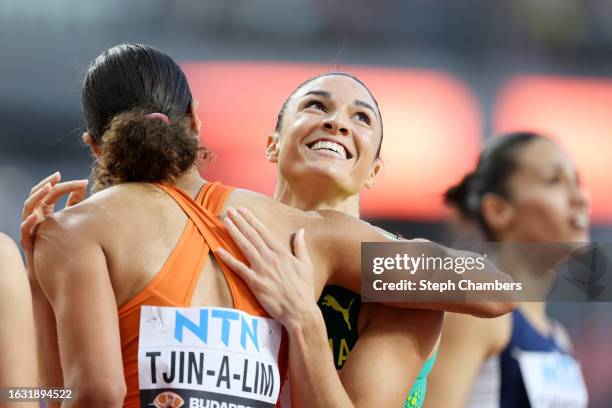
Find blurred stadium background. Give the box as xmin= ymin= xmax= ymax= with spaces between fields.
xmin=0 ymin=1 xmax=610 ymax=405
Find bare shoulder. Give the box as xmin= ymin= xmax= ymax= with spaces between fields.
xmin=37 ymin=183 xmax=165 ymax=236
xmin=225 ymin=188 xmax=270 ymax=208
xmin=228 ymin=189 xmax=377 ymax=224
xmin=65 ymin=182 xmax=162 ymax=214
xmin=227 ymin=190 xmax=392 ymax=254
xmin=35 ymin=203 xmax=95 ymax=243
xmin=227 ymin=188 xmax=316 ymax=219
xmin=226 ymin=188 xmax=329 ymax=239
xmin=32 ymin=190 xmax=121 ymax=301
xmin=32 ymin=185 xmax=134 ymax=271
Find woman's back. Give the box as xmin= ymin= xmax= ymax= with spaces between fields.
xmin=67 ymin=181 xmax=234 ymax=309
xmin=35 ymin=180 xmax=290 ymax=407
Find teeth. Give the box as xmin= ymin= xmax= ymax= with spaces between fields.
xmin=571 ymin=214 xmax=589 ymax=229
xmin=309 ymin=140 xmax=348 ymax=159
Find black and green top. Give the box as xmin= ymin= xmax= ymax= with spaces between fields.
xmin=318 ymin=285 xmax=437 ymax=408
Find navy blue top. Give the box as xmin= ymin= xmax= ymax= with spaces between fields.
xmin=499 ymin=309 xmax=567 ymax=408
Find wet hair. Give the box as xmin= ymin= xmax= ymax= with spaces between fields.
xmin=82 ymin=43 xmax=208 ymax=191
xmin=274 ymin=72 xmax=384 ymax=158
xmin=444 ymin=131 xmax=547 ymax=239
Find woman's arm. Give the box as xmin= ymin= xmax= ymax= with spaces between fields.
xmin=216 ymin=210 xmax=442 ymax=407
xmin=0 ymin=234 xmax=39 ymax=408
xmin=286 ymin=305 xmax=441 ymax=408
xmin=227 ymin=200 xmax=516 ymax=318
xmin=33 ymin=217 xmax=126 ymax=408
xmin=308 ymin=209 xmax=516 ymax=318
xmin=338 ymin=306 xmax=441 ymax=407
xmin=18 ymin=173 xmax=93 ymax=407
xmin=424 ymin=313 xmax=510 ymax=407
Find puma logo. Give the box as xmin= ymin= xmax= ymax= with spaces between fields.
xmin=321 ymin=295 xmax=355 ymax=331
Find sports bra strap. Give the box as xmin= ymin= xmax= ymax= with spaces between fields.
xmin=154 ymin=182 xmax=266 ymax=316
xmin=197 ymin=181 xmax=234 ymax=214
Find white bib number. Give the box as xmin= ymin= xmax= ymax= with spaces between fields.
xmin=516 ymin=350 xmax=588 ymax=408
xmin=138 ymin=306 xmax=282 ymax=408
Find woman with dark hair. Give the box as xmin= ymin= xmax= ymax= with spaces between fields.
xmin=0 ymin=233 xmax=38 ymax=408
xmin=216 ymin=72 xmax=441 ymax=408
xmin=23 ymin=44 xmax=513 ymax=407
xmin=425 ymin=132 xmax=589 ymax=407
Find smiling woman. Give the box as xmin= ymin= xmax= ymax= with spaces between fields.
xmin=218 ymin=72 xmax=443 ymax=408
xmin=269 ymin=73 xmax=383 ymax=211
xmin=182 ymin=62 xmax=483 ymax=219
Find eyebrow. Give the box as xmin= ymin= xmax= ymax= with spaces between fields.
xmin=547 ymin=161 xmax=581 ymax=182
xmin=304 ymin=90 xmax=331 ymax=98
xmin=354 ymin=99 xmax=376 ymax=115
xmin=303 ymin=90 xmax=377 ymax=115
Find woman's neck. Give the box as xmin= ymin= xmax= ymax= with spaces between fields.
xmin=518 ymin=301 xmax=552 ymax=337
xmin=174 ymin=166 xmax=207 ymax=198
xmin=496 ymin=247 xmax=552 ymax=332
xmin=273 ymin=177 xmax=360 ymax=217
xmin=518 ymin=301 xmax=547 ymax=319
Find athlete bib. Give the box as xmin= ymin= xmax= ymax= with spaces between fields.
xmin=516 ymin=349 xmax=588 ymax=408
xmin=138 ymin=306 xmax=283 ymax=408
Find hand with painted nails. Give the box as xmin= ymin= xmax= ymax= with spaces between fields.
xmin=20 ymin=172 xmax=89 ymax=264
xmin=216 ymin=207 xmax=319 ymax=330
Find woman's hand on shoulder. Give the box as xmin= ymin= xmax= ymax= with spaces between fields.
xmin=20 ymin=172 xmax=88 ymax=271
xmin=215 ymin=207 xmax=320 ymax=330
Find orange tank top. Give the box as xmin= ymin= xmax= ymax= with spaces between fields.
xmin=118 ymin=182 xmax=287 ymax=408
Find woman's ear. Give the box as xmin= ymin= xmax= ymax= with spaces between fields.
xmin=266 ymin=133 xmax=281 ymax=163
xmin=364 ymin=158 xmax=383 ymax=188
xmin=481 ymin=192 xmax=515 ymax=237
xmin=189 ymin=100 xmax=202 ymax=134
xmin=82 ymin=132 xmax=101 ymax=158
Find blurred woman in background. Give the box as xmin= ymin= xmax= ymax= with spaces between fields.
xmin=425 ymin=132 xmax=589 ymax=408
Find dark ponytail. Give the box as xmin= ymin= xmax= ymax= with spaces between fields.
xmin=444 ymin=172 xmax=478 ymax=218
xmin=92 ymin=109 xmax=201 ymax=191
xmin=82 ymin=44 xmax=209 ymax=191
xmin=444 ymin=132 xmax=546 ymax=239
